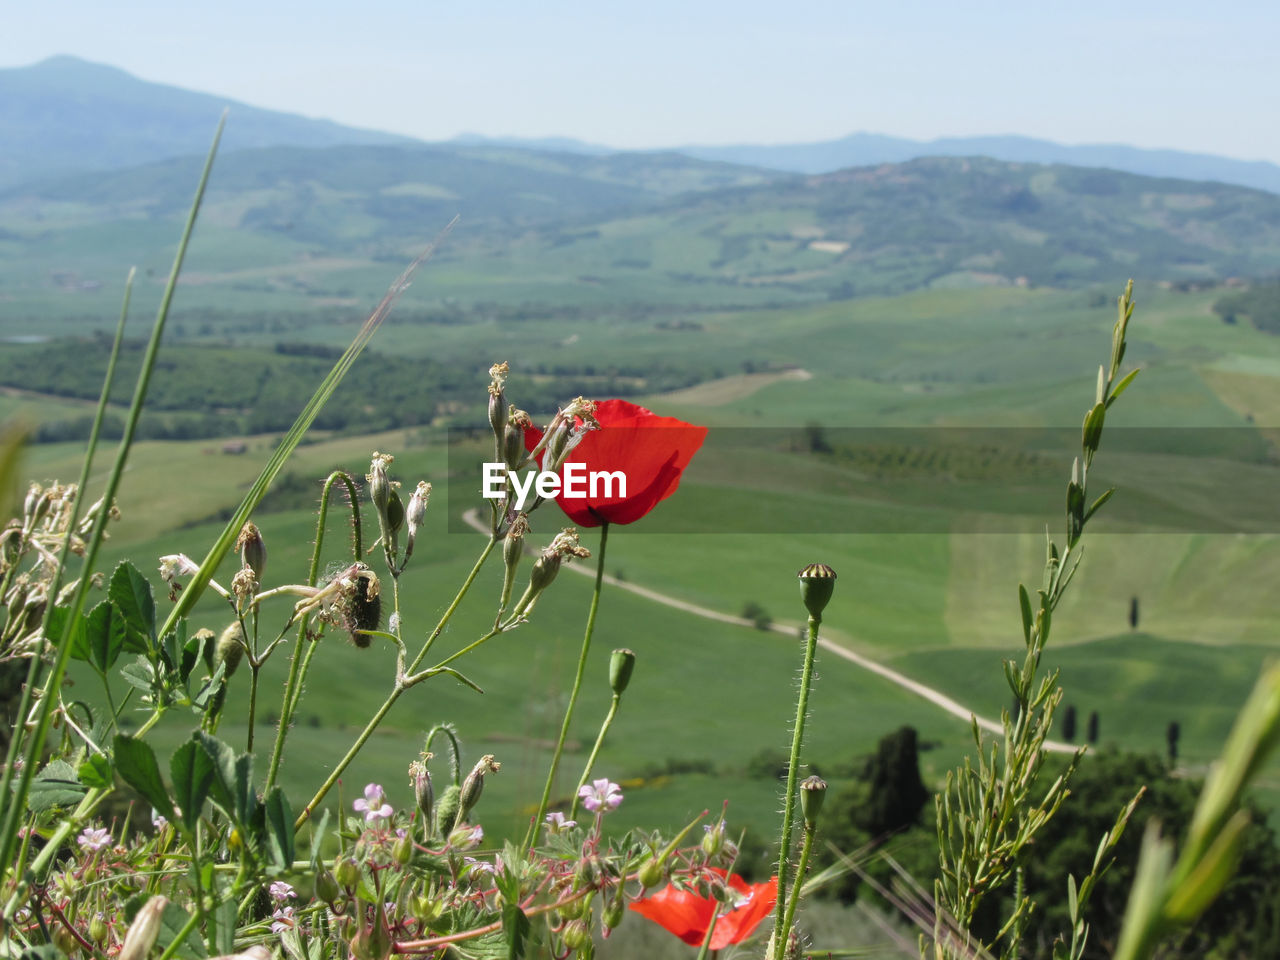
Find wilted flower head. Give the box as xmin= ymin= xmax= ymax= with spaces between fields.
xmin=578 ymin=778 xmax=623 ymax=813
xmin=354 ymin=783 xmax=394 ymax=823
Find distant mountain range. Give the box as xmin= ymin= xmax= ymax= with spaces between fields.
xmin=4 ymin=56 xmax=1280 ymax=197
xmin=0 ymin=55 xmax=409 ymax=189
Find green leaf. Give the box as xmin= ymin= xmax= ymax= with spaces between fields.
xmin=501 ymin=902 xmax=530 ymax=960
xmin=109 ymin=561 xmax=156 ymax=652
xmin=1106 ymin=368 xmax=1141 ymax=408
xmin=115 ymin=735 xmax=175 ymax=822
xmin=1018 ymin=584 xmax=1033 ymax=644
xmin=263 ymin=787 xmax=295 ymax=868
xmin=158 ymin=900 xmax=208 ymax=960
xmin=192 ymin=731 xmax=240 ymax=823
xmin=1085 ymin=487 xmax=1116 ymax=524
xmin=170 ymin=740 xmax=214 ymax=833
xmin=50 ymin=605 xmax=89 ymax=664
xmin=214 ymin=899 xmax=236 ymax=957
xmin=28 ymin=759 xmax=87 ymax=812
xmin=190 ymin=661 xmax=226 ymax=710
xmin=85 ymin=600 xmax=128 ymax=673
xmin=119 ymin=655 xmax=157 ymax=695
xmin=78 ymin=752 xmax=113 ymax=790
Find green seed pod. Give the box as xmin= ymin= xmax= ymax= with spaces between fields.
xmin=386 ymin=489 xmax=404 ymax=539
xmin=602 ymin=895 xmax=625 ymax=934
xmin=503 ymin=423 xmax=525 ymax=470
xmin=609 ymin=649 xmax=636 ymax=696
xmin=335 ymin=857 xmax=361 ymax=890
xmin=434 ymin=784 xmax=462 ymax=837
xmin=409 ymin=760 xmax=433 ymax=827
xmin=562 ymin=918 xmax=591 ymax=951
xmin=392 ymin=834 xmax=413 ymax=866
xmin=488 ymin=389 xmax=509 ymax=446
xmin=637 ymin=855 xmax=664 ymax=889
xmin=701 ymin=822 xmax=724 ymax=858
xmin=797 ymin=563 xmax=837 ymax=619
xmin=88 ymin=914 xmax=108 ymax=944
xmin=315 ymin=869 xmax=341 ymax=905
xmin=214 ymin=622 xmax=245 ymax=678
xmin=800 ymin=775 xmax=827 ymax=827
xmin=52 ymin=924 xmax=80 ymax=956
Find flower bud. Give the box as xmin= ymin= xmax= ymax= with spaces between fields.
xmin=608 ymin=649 xmax=636 ymax=696
xmin=315 ymin=869 xmax=341 ymax=905
xmin=434 ymin=784 xmax=462 ymax=836
xmin=503 ymin=423 xmax=526 ymax=470
xmin=236 ymin=522 xmax=267 ymax=582
xmin=412 ymin=894 xmax=443 ymax=924
xmin=602 ymin=896 xmax=624 ymax=935
xmin=119 ymin=895 xmax=168 ymax=960
xmin=447 ymin=824 xmax=483 ymax=850
xmin=562 ymin=918 xmax=591 ymax=951
xmin=89 ymin=914 xmax=108 ymax=944
xmin=336 ymin=857 xmax=362 ymax=890
xmin=457 ymin=755 xmax=500 ymax=824
xmin=797 ymin=563 xmax=837 ymax=619
xmin=800 ymin=775 xmax=827 ymax=828
xmin=214 ymin=622 xmax=245 ymax=678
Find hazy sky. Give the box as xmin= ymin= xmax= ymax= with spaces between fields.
xmin=5 ymin=1 xmax=1279 ymax=162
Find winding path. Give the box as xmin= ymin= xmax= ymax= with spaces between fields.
xmin=461 ymin=510 xmax=1077 ymax=755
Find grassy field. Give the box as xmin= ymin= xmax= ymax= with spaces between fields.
xmin=12 ymin=279 xmax=1280 ymax=850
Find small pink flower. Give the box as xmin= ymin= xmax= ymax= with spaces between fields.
xmin=577 ymin=778 xmax=623 ymax=813
xmin=353 ymin=783 xmax=394 ymax=823
xmin=269 ymin=881 xmax=296 ymax=903
xmin=78 ymin=827 xmax=111 ymax=851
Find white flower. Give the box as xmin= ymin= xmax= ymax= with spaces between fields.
xmin=78 ymin=827 xmax=111 ymax=851
xmin=544 ymin=811 xmax=577 ymax=833
xmin=353 ymin=783 xmax=394 ymax=823
xmin=577 ymin=778 xmax=623 ymax=813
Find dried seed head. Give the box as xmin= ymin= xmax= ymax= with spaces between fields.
xmin=236 ymin=522 xmax=267 ymax=582
xmin=457 ymin=754 xmax=500 ymax=824
xmin=409 ymin=756 xmax=433 ymax=825
xmin=367 ymin=452 xmax=393 ymax=516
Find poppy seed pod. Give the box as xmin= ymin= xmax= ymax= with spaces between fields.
xmin=797 ymin=563 xmax=836 ymax=619
xmin=236 ymin=522 xmax=267 ymax=582
xmin=800 ymin=775 xmax=827 ymax=827
xmin=609 ymin=648 xmax=636 ymax=696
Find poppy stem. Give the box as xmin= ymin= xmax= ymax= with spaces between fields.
xmin=772 ymin=612 xmax=821 ymax=960
xmin=780 ymin=818 xmax=817 ymax=949
xmin=525 ymin=520 xmax=610 ymax=851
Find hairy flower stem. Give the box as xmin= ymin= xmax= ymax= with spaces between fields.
xmin=772 ymin=612 xmax=821 ymax=960
xmin=781 ymin=819 xmax=818 ymax=946
xmin=294 ymin=538 xmax=496 ymax=828
xmin=569 ymin=693 xmax=621 ymax=822
xmin=525 ymin=521 xmax=609 ymax=852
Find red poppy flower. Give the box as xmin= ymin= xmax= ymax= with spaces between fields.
xmin=523 ymin=399 xmax=707 ymax=527
xmin=628 ymin=869 xmax=777 ymax=949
